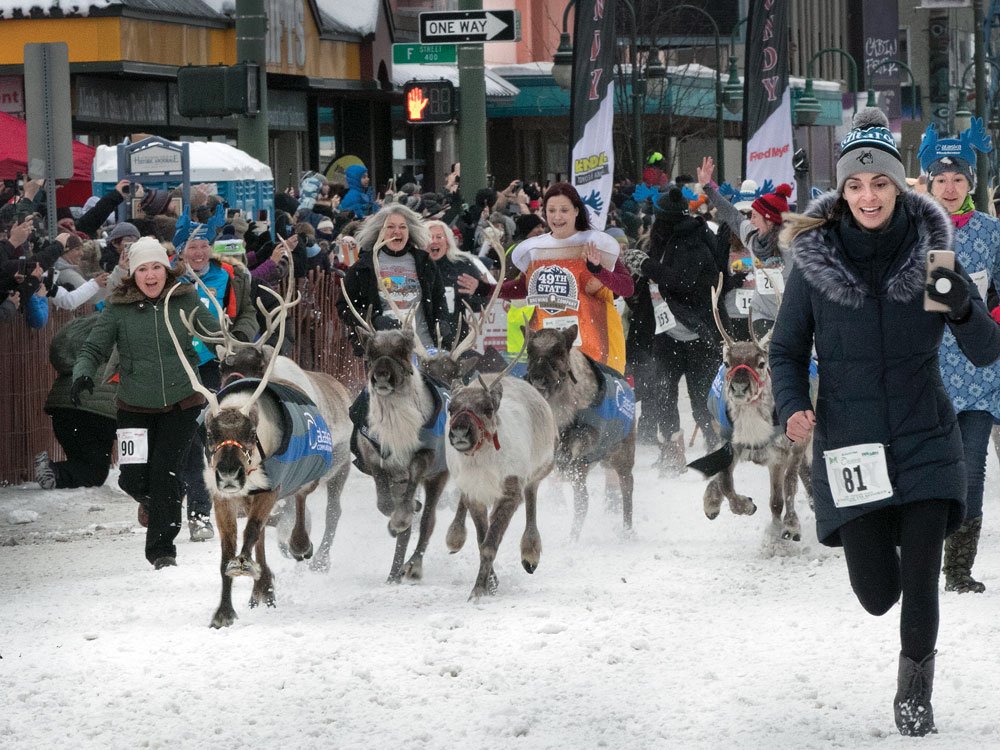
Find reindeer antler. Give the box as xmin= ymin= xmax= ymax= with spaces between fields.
xmin=710 ymin=272 xmax=736 ymax=348
xmin=164 ymin=282 xmax=221 ymax=414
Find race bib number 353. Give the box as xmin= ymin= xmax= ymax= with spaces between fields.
xmin=823 ymin=443 xmax=892 ymax=508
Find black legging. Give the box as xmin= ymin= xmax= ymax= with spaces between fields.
xmin=839 ymin=499 xmax=950 ymax=661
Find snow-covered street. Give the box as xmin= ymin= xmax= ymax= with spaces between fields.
xmin=2 ymin=438 xmax=1000 ymax=749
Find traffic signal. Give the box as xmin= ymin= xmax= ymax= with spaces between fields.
xmin=403 ymin=80 xmax=455 ymax=125
xmin=177 ymin=63 xmax=259 ymax=118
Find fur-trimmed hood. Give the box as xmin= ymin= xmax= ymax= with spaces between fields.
xmin=109 ymin=261 xmax=194 ymax=305
xmin=787 ymin=190 xmax=952 ymax=309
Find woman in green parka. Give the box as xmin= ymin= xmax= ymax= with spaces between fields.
xmin=72 ymin=237 xmax=220 ymax=569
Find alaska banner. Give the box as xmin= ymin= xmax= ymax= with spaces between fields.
xmin=742 ymin=0 xmax=795 ymax=201
xmin=570 ymin=0 xmax=616 ymax=230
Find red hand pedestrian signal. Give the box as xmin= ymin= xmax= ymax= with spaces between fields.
xmin=407 ymin=87 xmax=429 ymax=121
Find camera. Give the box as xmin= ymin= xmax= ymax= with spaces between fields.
xmin=120 ymin=183 xmax=130 ymax=195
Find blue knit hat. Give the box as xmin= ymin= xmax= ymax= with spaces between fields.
xmin=918 ymin=118 xmax=992 ymax=190
xmin=836 ymin=107 xmax=907 ymax=193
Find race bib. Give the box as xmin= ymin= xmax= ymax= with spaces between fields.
xmin=755 ymin=268 xmax=785 ymax=296
xmin=969 ymin=269 xmax=989 ymax=301
xmin=542 ymin=315 xmax=583 ymax=346
xmin=823 ymin=443 xmax=893 ymax=508
xmin=734 ymin=289 xmax=753 ymax=316
xmin=648 ymin=283 xmax=677 ymax=335
xmin=117 ymin=428 xmax=149 ymax=465
xmin=444 ymin=285 xmax=456 ymax=314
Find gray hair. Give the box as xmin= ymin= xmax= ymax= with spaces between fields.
xmin=356 ymin=204 xmax=429 ymax=252
xmin=425 ymin=219 xmax=477 ymax=264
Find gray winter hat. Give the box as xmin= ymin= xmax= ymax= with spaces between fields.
xmin=107 ymin=222 xmax=140 ymax=243
xmin=836 ymin=107 xmax=907 ymax=194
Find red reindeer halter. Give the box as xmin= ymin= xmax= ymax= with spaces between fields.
xmin=725 ymin=363 xmax=769 ymax=402
xmin=212 ymin=439 xmax=258 ymax=473
xmin=452 ymin=409 xmax=501 ymax=453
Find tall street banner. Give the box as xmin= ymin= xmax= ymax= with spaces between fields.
xmin=742 ymin=0 xmax=795 ymax=202
xmin=570 ymin=0 xmax=616 ymax=229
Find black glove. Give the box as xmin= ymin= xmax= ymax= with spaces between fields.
xmin=926 ymin=267 xmax=971 ymax=321
xmin=70 ymin=376 xmax=94 ymax=406
xmin=622 ymin=247 xmax=650 ymax=277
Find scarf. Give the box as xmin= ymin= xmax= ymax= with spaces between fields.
xmin=950 ymin=194 xmax=976 ymax=229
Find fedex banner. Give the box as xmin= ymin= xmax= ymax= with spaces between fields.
xmin=742 ymin=0 xmax=795 ymax=202
xmin=569 ymin=0 xmax=616 ymax=230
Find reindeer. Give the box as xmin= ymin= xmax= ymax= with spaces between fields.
xmin=165 ymin=277 xmax=350 ymax=628
xmin=185 ymin=266 xmax=353 ymax=573
xmin=523 ymin=322 xmax=637 ymax=540
xmin=444 ymin=353 xmax=556 ymax=600
xmin=340 ymin=246 xmax=451 ymax=583
xmin=698 ymin=272 xmax=812 ymax=541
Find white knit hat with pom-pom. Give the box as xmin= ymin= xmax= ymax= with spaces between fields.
xmin=836 ymin=107 xmax=907 ymax=194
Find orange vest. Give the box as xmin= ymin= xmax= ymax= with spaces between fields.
xmin=524 ymin=244 xmax=626 ymax=374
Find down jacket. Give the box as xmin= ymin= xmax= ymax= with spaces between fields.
xmin=45 ymin=314 xmax=117 ymax=419
xmin=73 ymin=273 xmax=221 ymax=410
xmin=770 ymin=190 xmax=1000 ymax=546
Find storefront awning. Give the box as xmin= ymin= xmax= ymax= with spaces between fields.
xmin=392 ymin=64 xmax=519 ymax=99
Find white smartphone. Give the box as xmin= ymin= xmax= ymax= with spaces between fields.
xmin=924 ymin=250 xmax=956 ymax=313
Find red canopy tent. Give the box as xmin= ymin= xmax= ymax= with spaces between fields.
xmin=0 ymin=112 xmax=97 ymax=208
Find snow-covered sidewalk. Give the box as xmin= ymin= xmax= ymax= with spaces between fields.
xmin=2 ymin=444 xmax=999 ymax=749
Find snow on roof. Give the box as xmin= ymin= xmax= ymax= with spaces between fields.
xmin=315 ymin=0 xmax=378 ymax=36
xmin=393 ymin=63 xmax=519 ymax=98
xmin=0 ymin=0 xmax=229 ymax=17
xmin=93 ymin=140 xmax=273 ymax=183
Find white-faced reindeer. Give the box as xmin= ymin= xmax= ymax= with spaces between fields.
xmin=443 ymin=352 xmax=556 ymax=600
xmin=186 ymin=266 xmax=353 ymax=573
xmin=340 ymin=249 xmax=450 ymax=584
xmin=165 ymin=277 xmax=351 ymax=629
xmin=700 ymin=273 xmax=812 ymax=541
xmin=523 ymin=322 xmax=637 ymax=540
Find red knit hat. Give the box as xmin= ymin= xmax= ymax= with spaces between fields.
xmin=751 ymin=183 xmax=793 ymax=225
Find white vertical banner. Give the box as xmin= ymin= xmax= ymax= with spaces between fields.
xmin=571 ymin=85 xmax=615 ymax=229
xmin=744 ymin=89 xmax=796 ymax=201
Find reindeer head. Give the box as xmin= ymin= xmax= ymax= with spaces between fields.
xmin=357 ymin=326 xmax=418 ymax=396
xmin=448 ymin=378 xmax=503 ymax=454
xmin=711 ymin=272 xmax=774 ymax=407
xmin=525 ymin=323 xmax=577 ymax=400
xmin=219 ymin=347 xmax=269 ymax=388
xmin=204 ymin=405 xmax=260 ymax=495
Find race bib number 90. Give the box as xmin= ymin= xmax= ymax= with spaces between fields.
xmin=823 ymin=443 xmax=892 ymax=508
xmin=117 ymin=428 xmax=149 ymax=465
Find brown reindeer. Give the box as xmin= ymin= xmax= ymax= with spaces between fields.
xmin=165 ymin=278 xmax=349 ymax=628
xmin=444 ymin=353 xmax=556 ymax=600
xmin=523 ymin=323 xmax=637 ymax=540
xmin=699 ymin=273 xmax=812 ymax=540
xmin=186 ymin=271 xmax=353 ymax=573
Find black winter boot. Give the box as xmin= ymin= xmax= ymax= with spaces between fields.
xmin=943 ymin=516 xmax=986 ymax=593
xmin=894 ymin=651 xmax=937 ymax=737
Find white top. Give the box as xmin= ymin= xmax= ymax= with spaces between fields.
xmin=511 ymin=230 xmax=620 ymax=274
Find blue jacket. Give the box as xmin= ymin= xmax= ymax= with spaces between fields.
xmin=938 ymin=210 xmax=1000 ymax=420
xmin=770 ymin=191 xmax=1000 ymax=546
xmin=340 ymin=165 xmax=376 ymax=219
xmin=568 ymin=357 xmax=635 ymax=464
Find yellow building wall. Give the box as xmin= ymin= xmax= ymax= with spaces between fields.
xmin=0 ymin=18 xmax=123 ymax=64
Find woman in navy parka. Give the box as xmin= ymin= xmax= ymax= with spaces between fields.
xmin=770 ymin=108 xmax=1000 ymax=737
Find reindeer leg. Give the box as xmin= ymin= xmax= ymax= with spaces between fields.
xmin=467 ymin=501 xmax=497 ymax=593
xmin=781 ymin=455 xmax=802 ymax=542
xmin=310 ymin=461 xmax=349 ymax=573
xmin=470 ymin=477 xmax=521 ymax=600
xmin=404 ymin=470 xmax=449 ymax=580
xmin=719 ymin=463 xmax=757 ymax=516
xmin=568 ymin=461 xmax=591 ymax=542
xmin=613 ymin=435 xmax=636 ymax=533
xmin=445 ymin=496 xmax=469 ymax=553
xmin=374 ymin=469 xmax=394 ymax=517
xmin=227 ymin=491 xmax=278 ymax=579
xmin=768 ymin=463 xmax=784 ymax=527
xmin=210 ymin=497 xmax=239 ymax=629
xmin=521 ymin=480 xmax=542 ymax=574
xmin=289 ymin=480 xmax=319 ymax=561
xmin=387 ymin=526 xmax=412 ymax=584
xmin=250 ymin=521 xmax=276 ymax=609
xmin=798 ymin=451 xmax=815 ymax=512
xmin=389 ymin=449 xmax=435 ymax=535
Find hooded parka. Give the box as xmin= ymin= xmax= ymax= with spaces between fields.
xmin=770 ymin=190 xmax=1000 ymax=546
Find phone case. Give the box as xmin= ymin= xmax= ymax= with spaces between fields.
xmin=923 ymin=250 xmax=956 ymax=313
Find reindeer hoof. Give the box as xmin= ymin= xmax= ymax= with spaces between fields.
xmin=403 ymin=556 xmax=423 ymax=580
xmin=309 ymin=555 xmax=331 ymax=574
xmin=225 ymin=558 xmax=261 ymax=579
xmin=487 ymin=569 xmax=499 ymax=595
xmin=781 ymin=529 xmax=802 ymax=542
xmin=210 ymin=607 xmax=237 ymax=629
xmin=522 ymin=560 xmax=537 ymax=574
xmin=705 ymin=510 xmax=720 ymax=520
xmin=291 ymin=543 xmax=314 ymax=562
xmin=386 ymin=573 xmax=402 ymax=585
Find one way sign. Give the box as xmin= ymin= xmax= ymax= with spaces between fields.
xmin=419 ymin=10 xmax=521 ymax=44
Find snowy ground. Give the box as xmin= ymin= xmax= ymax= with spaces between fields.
xmin=3 ymin=415 xmax=1000 ymax=749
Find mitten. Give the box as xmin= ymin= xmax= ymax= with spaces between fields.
xmin=926 ymin=267 xmax=971 ymax=321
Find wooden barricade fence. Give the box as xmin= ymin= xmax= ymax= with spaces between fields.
xmin=0 ymin=270 xmax=364 ymax=485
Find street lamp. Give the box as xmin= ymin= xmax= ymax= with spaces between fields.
xmin=795 ymin=47 xmax=859 ymax=126
xmin=723 ymin=17 xmax=748 ymax=116
xmin=954 ymin=89 xmax=974 ymax=134
xmin=657 ymin=4 xmax=729 ymax=182
xmin=864 ymin=59 xmax=918 ymax=119
xmin=552 ymin=0 xmax=645 ymax=178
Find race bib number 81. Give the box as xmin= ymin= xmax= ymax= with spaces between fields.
xmin=823 ymin=443 xmax=892 ymax=508
xmin=117 ymin=428 xmax=149 ymax=465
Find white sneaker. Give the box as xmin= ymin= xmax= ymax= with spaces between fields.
xmin=34 ymin=452 xmax=56 ymax=490
xmin=188 ymin=514 xmax=215 ymax=542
